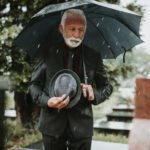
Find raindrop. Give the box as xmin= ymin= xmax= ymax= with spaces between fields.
xmin=66 ymin=141 xmax=69 ymax=146
xmin=72 ymin=54 xmax=74 ymax=58
xmin=108 ymin=45 xmax=111 ymax=48
xmin=73 ymin=126 xmax=77 ymax=131
xmin=118 ymin=28 xmax=121 ymax=32
xmin=101 ymin=17 xmax=104 ymax=21
xmin=55 ymin=134 xmax=60 ymax=139
xmin=97 ymin=22 xmax=100 ymax=27
xmin=105 ymin=55 xmax=107 ymax=58
xmin=116 ymin=41 xmax=118 ymax=46
xmin=102 ymin=41 xmax=105 ymax=45
xmin=56 ymin=49 xmax=59 ymax=54
xmin=37 ymin=44 xmax=40 ymax=48
xmin=32 ymin=31 xmax=37 ymax=36
xmin=85 ymin=109 xmax=90 ymax=116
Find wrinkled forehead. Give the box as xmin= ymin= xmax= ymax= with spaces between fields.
xmin=65 ymin=13 xmax=86 ymax=26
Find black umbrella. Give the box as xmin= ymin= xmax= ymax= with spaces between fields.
xmin=15 ymin=0 xmax=143 ymax=59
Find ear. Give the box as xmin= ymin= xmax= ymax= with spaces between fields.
xmin=59 ymin=24 xmax=63 ymax=34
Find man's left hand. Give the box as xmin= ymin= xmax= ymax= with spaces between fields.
xmin=81 ymin=83 xmax=95 ymax=101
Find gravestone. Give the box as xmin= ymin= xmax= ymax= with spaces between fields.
xmin=129 ymin=78 xmax=150 ymax=150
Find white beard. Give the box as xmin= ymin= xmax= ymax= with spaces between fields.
xmin=63 ymin=36 xmax=83 ymax=48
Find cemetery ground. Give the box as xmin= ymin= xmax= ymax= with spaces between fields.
xmin=5 ymin=90 xmax=130 ymax=150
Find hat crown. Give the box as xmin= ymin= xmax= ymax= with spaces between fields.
xmin=54 ymin=73 xmax=77 ymax=98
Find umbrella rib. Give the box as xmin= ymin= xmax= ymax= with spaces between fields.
xmin=88 ymin=18 xmax=116 ymax=58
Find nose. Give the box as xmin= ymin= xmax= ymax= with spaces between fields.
xmin=73 ymin=30 xmax=80 ymax=38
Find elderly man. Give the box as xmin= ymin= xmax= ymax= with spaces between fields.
xmin=29 ymin=9 xmax=113 ymax=150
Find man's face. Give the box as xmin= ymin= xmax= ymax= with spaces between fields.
xmin=60 ymin=15 xmax=86 ymax=48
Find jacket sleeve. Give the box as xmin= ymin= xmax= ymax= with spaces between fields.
xmin=29 ymin=62 xmax=50 ymax=108
xmin=92 ymin=55 xmax=113 ymax=105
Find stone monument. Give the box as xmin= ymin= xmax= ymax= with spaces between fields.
xmin=129 ymin=78 xmax=150 ymax=150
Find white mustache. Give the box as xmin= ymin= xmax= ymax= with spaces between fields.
xmin=69 ymin=37 xmax=81 ymax=43
xmin=64 ymin=37 xmax=82 ymax=48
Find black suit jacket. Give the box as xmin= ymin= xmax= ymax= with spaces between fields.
xmin=29 ymin=44 xmax=112 ymax=138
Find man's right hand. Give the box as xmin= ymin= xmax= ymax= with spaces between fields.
xmin=47 ymin=94 xmax=70 ymax=109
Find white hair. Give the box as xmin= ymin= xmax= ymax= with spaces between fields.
xmin=60 ymin=9 xmax=87 ymax=29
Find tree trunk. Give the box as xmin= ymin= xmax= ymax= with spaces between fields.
xmin=14 ymin=91 xmax=40 ymax=127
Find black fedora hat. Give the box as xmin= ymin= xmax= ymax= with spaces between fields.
xmin=49 ymin=69 xmax=81 ymax=108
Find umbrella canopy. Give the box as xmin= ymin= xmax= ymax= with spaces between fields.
xmin=15 ymin=0 xmax=143 ymax=59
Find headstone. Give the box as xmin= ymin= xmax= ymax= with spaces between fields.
xmin=129 ymin=78 xmax=150 ymax=150
xmin=134 ymin=78 xmax=150 ymax=119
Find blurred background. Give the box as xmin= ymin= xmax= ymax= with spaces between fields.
xmin=0 ymin=0 xmax=150 ymax=150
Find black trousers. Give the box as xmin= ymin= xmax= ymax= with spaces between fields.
xmin=42 ymin=123 xmax=92 ymax=150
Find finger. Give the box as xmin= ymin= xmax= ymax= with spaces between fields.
xmin=58 ymin=100 xmax=69 ymax=109
xmin=48 ymin=96 xmax=66 ymax=108
xmin=80 ymin=83 xmax=86 ymax=87
xmin=62 ymin=96 xmax=70 ymax=106
xmin=88 ymin=88 xmax=94 ymax=100
xmin=85 ymin=85 xmax=94 ymax=101
xmin=52 ymin=99 xmax=62 ymax=107
xmin=57 ymin=96 xmax=70 ymax=109
xmin=60 ymin=94 xmax=67 ymax=100
xmin=81 ymin=84 xmax=88 ymax=98
xmin=82 ymin=87 xmax=87 ymax=98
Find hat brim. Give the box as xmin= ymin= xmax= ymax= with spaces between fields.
xmin=49 ymin=69 xmax=81 ymax=109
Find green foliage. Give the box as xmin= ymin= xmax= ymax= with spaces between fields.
xmin=6 ymin=120 xmax=42 ymax=149
xmin=0 ymin=0 xmax=72 ymax=92
xmin=127 ymin=3 xmax=143 ymax=15
xmin=93 ymin=132 xmax=128 ymax=143
xmin=104 ymin=58 xmax=133 ymax=87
